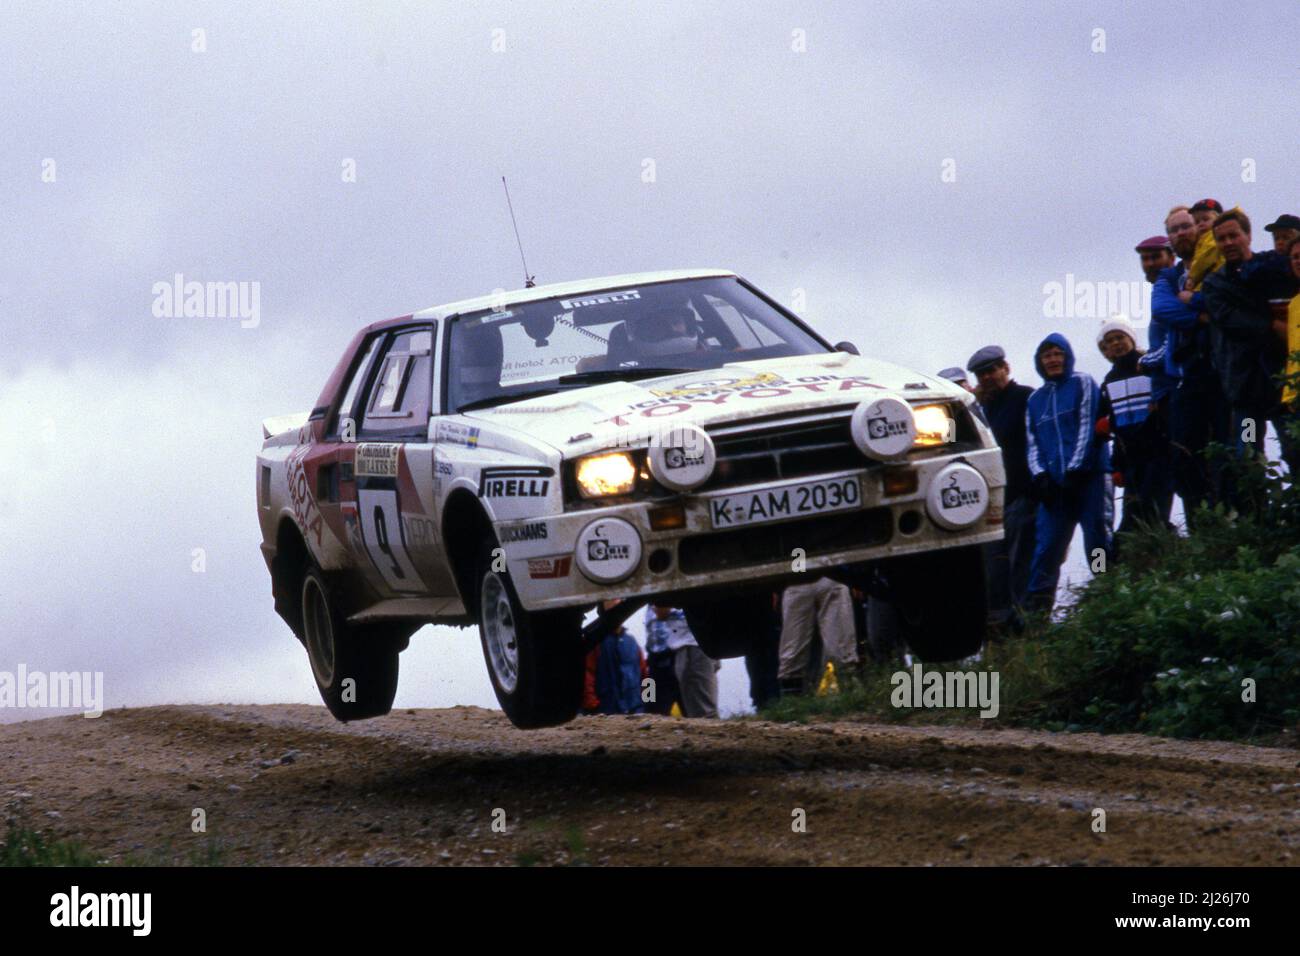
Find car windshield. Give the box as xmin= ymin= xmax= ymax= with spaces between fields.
xmin=446 ymin=276 xmax=829 ymax=411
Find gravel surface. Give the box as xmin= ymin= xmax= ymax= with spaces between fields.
xmin=4 ymin=704 xmax=1300 ymax=866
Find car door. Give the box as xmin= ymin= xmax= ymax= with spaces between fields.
xmin=347 ymin=325 xmax=444 ymax=598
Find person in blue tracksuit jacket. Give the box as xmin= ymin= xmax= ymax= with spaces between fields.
xmin=1024 ymin=333 xmax=1113 ymax=613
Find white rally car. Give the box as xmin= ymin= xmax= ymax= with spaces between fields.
xmin=257 ymin=270 xmax=1005 ymax=727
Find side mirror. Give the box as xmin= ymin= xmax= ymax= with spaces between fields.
xmin=835 ymin=341 xmax=860 ymax=356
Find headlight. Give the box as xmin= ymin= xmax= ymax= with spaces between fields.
xmin=575 ymin=451 xmax=638 ymax=498
xmin=912 ymin=404 xmax=955 ymax=446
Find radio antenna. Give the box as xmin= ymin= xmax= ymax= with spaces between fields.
xmin=501 ymin=176 xmax=535 ymax=288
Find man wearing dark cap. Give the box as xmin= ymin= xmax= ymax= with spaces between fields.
xmin=1265 ymin=214 xmax=1300 ymax=254
xmin=1136 ymin=235 xmax=1175 ymax=283
xmin=967 ymin=345 xmax=1035 ymax=633
xmin=937 ymin=366 xmax=973 ymax=392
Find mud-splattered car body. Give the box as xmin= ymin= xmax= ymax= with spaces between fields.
xmin=257 ymin=269 xmax=1005 ymax=726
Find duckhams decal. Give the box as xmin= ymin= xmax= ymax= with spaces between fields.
xmin=500 ymin=522 xmax=548 ymax=543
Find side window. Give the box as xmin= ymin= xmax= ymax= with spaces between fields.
xmin=330 ymin=334 xmax=382 ymax=440
xmin=360 ymin=328 xmax=433 ymax=438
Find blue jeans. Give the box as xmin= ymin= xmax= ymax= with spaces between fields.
xmin=1026 ymin=472 xmax=1113 ymax=611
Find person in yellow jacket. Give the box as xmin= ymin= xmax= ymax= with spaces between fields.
xmin=1285 ymin=236 xmax=1300 ymax=407
xmin=1186 ymin=198 xmax=1227 ymax=291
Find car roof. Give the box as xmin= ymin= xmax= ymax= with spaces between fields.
xmin=368 ymin=269 xmax=737 ymax=329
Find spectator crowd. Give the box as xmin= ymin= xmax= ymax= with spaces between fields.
xmin=965 ymin=202 xmax=1300 ymax=630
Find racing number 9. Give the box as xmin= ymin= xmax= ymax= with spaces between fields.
xmin=372 ymin=505 xmax=405 ymax=580
xmin=357 ymin=488 xmax=423 ymax=592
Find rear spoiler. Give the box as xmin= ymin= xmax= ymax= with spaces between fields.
xmin=261 ymin=411 xmax=311 ymax=441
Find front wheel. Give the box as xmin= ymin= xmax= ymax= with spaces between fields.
xmin=683 ymin=597 xmax=772 ymax=659
xmin=873 ymin=545 xmax=987 ymax=661
xmin=300 ymin=566 xmax=407 ymax=721
xmin=476 ymin=542 xmax=584 ymax=729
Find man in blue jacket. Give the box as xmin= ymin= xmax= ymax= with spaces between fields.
xmin=1024 ymin=333 xmax=1112 ymax=613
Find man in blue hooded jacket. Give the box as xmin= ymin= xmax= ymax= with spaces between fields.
xmin=1024 ymin=333 xmax=1113 ymax=613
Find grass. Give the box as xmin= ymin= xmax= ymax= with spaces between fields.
xmin=1 ymin=819 xmax=101 ymax=867
xmin=1 ymin=816 xmax=229 ymax=867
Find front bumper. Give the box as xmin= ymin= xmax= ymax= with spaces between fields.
xmin=500 ymin=445 xmax=1006 ymax=612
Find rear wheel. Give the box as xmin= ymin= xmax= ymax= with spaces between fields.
xmin=300 ymin=566 xmax=408 ymax=721
xmin=874 ymin=545 xmax=987 ymax=661
xmin=475 ymin=541 xmax=584 ymax=728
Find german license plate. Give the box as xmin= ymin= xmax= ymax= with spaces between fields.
xmin=708 ymin=476 xmax=862 ymax=529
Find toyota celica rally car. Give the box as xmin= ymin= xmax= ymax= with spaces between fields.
xmin=257 ymin=270 xmax=1005 ymax=727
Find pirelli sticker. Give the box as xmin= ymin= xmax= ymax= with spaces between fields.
xmin=355 ymin=443 xmax=401 ymax=478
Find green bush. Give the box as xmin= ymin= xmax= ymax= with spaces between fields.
xmin=1021 ymin=439 xmax=1300 ymax=739
xmin=756 ymin=436 xmax=1300 ymax=743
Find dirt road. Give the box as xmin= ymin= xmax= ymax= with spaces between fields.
xmin=4 ymin=705 xmax=1299 ymax=865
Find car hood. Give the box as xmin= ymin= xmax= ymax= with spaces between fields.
xmin=460 ymin=353 xmax=968 ymax=455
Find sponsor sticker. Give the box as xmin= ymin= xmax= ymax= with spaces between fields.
xmin=527 ymin=556 xmax=573 ymax=579
xmin=355 ymin=443 xmax=401 ymax=478
xmin=500 ymin=521 xmax=549 ymax=543
xmin=559 ymin=290 xmax=640 ymax=310
xmin=850 ymin=395 xmax=916 ymax=460
xmin=478 ymin=466 xmax=553 ymax=498
xmin=925 ymin=463 xmax=989 ymax=530
xmin=575 ymin=517 xmax=642 ymax=583
xmin=647 ymin=422 xmax=715 ymax=491
xmin=597 ymin=375 xmax=884 ymax=426
xmin=648 ymin=370 xmax=783 ymax=399
xmin=437 ymin=421 xmax=481 ymax=447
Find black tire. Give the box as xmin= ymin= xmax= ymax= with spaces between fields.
xmin=865 ymin=596 xmax=905 ymax=664
xmin=475 ymin=540 xmax=584 ymax=729
xmin=299 ymin=566 xmax=405 ymax=721
xmin=874 ymin=545 xmax=987 ymax=661
xmin=683 ymin=596 xmax=772 ymax=660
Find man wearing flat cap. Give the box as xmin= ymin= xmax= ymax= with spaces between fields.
xmin=1135 ymin=235 xmax=1175 ymax=284
xmin=1265 ymin=214 xmax=1300 ymax=254
xmin=967 ymin=345 xmax=1035 ymax=633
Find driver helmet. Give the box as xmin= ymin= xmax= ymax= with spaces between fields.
xmin=625 ymin=306 xmax=700 ymax=357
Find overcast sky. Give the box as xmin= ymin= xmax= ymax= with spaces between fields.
xmin=1 ymin=1 xmax=1294 ymax=721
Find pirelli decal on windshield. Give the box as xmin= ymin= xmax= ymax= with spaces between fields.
xmin=559 ymin=290 xmax=640 ymax=310
xmin=355 ymin=443 xmax=400 ymax=478
xmin=479 ymin=467 xmax=553 ymax=498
